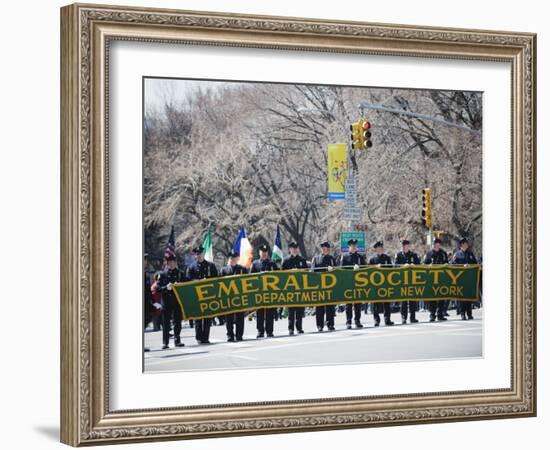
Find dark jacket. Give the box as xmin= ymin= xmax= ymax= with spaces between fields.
xmin=186 ymin=260 xmax=218 ymax=280
xmin=282 ymin=254 xmax=308 ymax=270
xmin=340 ymin=252 xmax=366 ymax=267
xmin=424 ymin=248 xmax=449 ymax=264
xmin=395 ymin=251 xmax=420 ymax=265
xmin=220 ymin=264 xmax=247 ymax=276
xmin=452 ymin=249 xmax=478 ymax=265
xmin=368 ymin=254 xmax=392 ymax=265
xmin=157 ymin=267 xmax=187 ymax=305
xmin=310 ymin=254 xmax=337 ymax=272
xmin=250 ymin=258 xmax=279 ymax=273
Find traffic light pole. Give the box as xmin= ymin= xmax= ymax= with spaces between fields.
xmin=357 ymin=102 xmax=482 ymax=135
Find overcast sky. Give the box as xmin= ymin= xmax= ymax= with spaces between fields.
xmin=144 ymin=78 xmax=231 ymax=114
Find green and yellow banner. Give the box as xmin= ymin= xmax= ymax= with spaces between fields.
xmin=173 ymin=265 xmax=481 ymax=320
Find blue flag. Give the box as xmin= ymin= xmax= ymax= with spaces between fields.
xmin=272 ymin=225 xmax=283 ymax=262
xmin=232 ymin=226 xmax=253 ymax=269
xmin=233 ymin=226 xmax=246 ymax=255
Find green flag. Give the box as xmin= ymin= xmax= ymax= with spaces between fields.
xmin=202 ymin=230 xmax=213 ymax=263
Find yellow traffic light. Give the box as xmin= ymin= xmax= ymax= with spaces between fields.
xmin=350 ymin=121 xmax=363 ymax=150
xmin=422 ymin=188 xmax=433 ymax=229
xmin=361 ymin=119 xmax=372 ymax=149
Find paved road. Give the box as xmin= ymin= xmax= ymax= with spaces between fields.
xmin=144 ymin=308 xmax=482 ymax=372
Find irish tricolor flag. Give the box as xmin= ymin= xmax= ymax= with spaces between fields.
xmin=202 ymin=230 xmax=214 ymax=263
xmin=232 ymin=226 xmax=253 ymax=269
xmin=272 ymin=225 xmax=283 ymax=263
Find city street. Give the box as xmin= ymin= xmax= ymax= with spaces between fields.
xmin=144 ymin=307 xmax=482 ymax=372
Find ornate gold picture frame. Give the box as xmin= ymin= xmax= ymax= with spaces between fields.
xmin=60 ymin=3 xmax=536 ymax=446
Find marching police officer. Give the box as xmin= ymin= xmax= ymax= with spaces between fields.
xmin=340 ymin=238 xmax=366 ymax=329
xmin=144 ymin=253 xmax=154 ymax=352
xmin=368 ymin=241 xmax=394 ymax=327
xmin=221 ymin=250 xmax=247 ymax=342
xmin=396 ymin=239 xmax=421 ymax=324
xmin=250 ymin=244 xmax=279 ymax=338
xmin=311 ymin=241 xmax=337 ymax=332
xmin=282 ymin=241 xmax=309 ymax=335
xmin=157 ymin=252 xmax=186 ymax=349
xmin=424 ymin=238 xmax=449 ymax=322
xmin=186 ymin=245 xmax=218 ymax=344
xmin=452 ymin=238 xmax=478 ymax=320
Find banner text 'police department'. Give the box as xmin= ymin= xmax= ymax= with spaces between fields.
xmin=173 ymin=265 xmax=481 ymax=320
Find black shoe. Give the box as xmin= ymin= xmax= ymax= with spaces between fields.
xmin=267 ymin=333 xmax=274 ymax=337
xmin=438 ymin=316 xmax=447 ymax=321
xmin=175 ymin=342 xmax=185 ymax=347
xmin=257 ymin=333 xmax=265 ymax=338
xmin=200 ymin=339 xmax=210 ymax=344
xmin=144 ymin=347 xmax=150 ymax=352
xmin=444 ymin=312 xmax=450 ymax=317
xmin=298 ymin=329 xmax=304 ymax=334
xmin=429 ymin=316 xmax=436 ymax=322
xmin=467 ymin=315 xmax=474 ymax=320
xmin=317 ymin=326 xmax=323 ymax=332
xmin=355 ymin=322 xmax=363 ymax=328
xmin=461 ymin=314 xmax=467 ymax=320
xmin=227 ymin=336 xmax=235 ymax=342
xmin=328 ymin=326 xmax=335 ymax=331
xmin=385 ymin=321 xmax=394 ymax=326
xmin=162 ymin=344 xmax=169 ymax=350
xmin=374 ymin=321 xmax=380 ymax=327
xmin=236 ymin=336 xmax=243 ymax=341
xmin=346 ymin=324 xmax=352 ymax=330
xmin=289 ymin=329 xmax=295 ymax=336
xmin=401 ymin=317 xmax=407 ymax=325
xmin=410 ymin=317 xmax=419 ymax=323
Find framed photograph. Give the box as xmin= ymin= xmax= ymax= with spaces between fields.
xmin=60 ymin=3 xmax=536 ymax=446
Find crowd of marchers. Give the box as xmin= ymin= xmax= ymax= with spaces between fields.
xmin=144 ymin=237 xmax=479 ymax=351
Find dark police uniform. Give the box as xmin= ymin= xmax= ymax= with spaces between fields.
xmin=368 ymin=250 xmax=394 ymax=326
xmin=282 ymin=253 xmax=309 ymax=334
xmin=144 ymin=268 xmax=154 ymax=331
xmin=158 ymin=265 xmax=187 ymax=348
xmin=424 ymin=245 xmax=449 ymax=321
xmin=220 ymin=261 xmax=247 ymax=341
xmin=395 ymin=248 xmax=421 ymax=323
xmin=311 ymin=249 xmax=337 ymax=331
xmin=186 ymin=259 xmax=218 ymax=343
xmin=340 ymin=248 xmax=367 ymax=328
xmin=250 ymin=257 xmax=279 ymax=337
xmin=452 ymin=246 xmax=478 ymax=320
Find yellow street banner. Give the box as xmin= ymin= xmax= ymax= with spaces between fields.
xmin=173 ymin=265 xmax=481 ymax=320
xmin=327 ymin=143 xmax=347 ymax=200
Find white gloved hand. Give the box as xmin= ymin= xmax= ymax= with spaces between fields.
xmin=167 ymin=283 xmax=173 ymax=291
xmin=353 ymin=264 xmax=360 ymax=270
xmin=377 ymin=264 xmax=382 ymax=267
xmin=153 ymin=302 xmax=162 ymax=310
xmin=327 ymin=265 xmax=334 ymax=271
